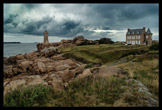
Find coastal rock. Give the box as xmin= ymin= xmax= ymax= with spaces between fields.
xmin=73 ymin=36 xmax=84 ymax=43
xmin=74 ymin=64 xmax=86 ymax=75
xmin=16 ymin=54 xmax=24 ymax=60
xmin=20 ymin=61 xmax=33 ymax=69
xmin=28 ymin=78 xmax=48 ymax=86
xmin=41 ymin=74 xmax=49 ymax=80
xmin=76 ymin=69 xmax=92 ymax=79
xmin=4 ymin=79 xmax=26 ymax=95
xmin=4 ymin=65 xmax=14 ymax=78
xmin=97 ymin=66 xmax=123 ymax=77
xmin=51 ymin=76 xmax=63 ymax=91
xmin=8 ymin=56 xmax=17 ymax=64
xmin=37 ymin=62 xmax=46 ymax=73
xmin=40 ymin=46 xmax=58 ymax=57
xmin=55 ymin=64 xmax=71 ymax=71
xmin=74 ymin=40 xmax=85 ymax=46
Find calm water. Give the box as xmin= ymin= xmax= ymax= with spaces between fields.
xmin=4 ymin=43 xmax=37 ymax=57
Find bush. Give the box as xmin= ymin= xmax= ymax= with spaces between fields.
xmin=149 ymin=43 xmax=159 ymax=50
xmin=98 ymin=38 xmax=114 ymax=44
xmin=4 ymin=84 xmax=53 ymax=107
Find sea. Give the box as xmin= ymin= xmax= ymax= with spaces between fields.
xmin=3 ymin=43 xmax=37 ymax=57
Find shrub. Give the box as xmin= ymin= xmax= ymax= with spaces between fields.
xmin=4 ymin=84 xmax=53 ymax=107
xmin=98 ymin=38 xmax=114 ymax=44
xmin=149 ymin=43 xmax=159 ymax=50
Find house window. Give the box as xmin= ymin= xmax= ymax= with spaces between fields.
xmin=132 ymin=32 xmax=134 ymax=34
xmin=127 ymin=41 xmax=131 ymax=44
xmin=132 ymin=36 xmax=135 ymax=39
xmin=136 ymin=36 xmax=140 ymax=39
xmin=146 ymin=36 xmax=148 ymax=38
xmin=136 ymin=40 xmax=140 ymax=44
xmin=132 ymin=41 xmax=135 ymax=45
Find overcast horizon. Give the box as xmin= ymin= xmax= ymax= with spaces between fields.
xmin=4 ymin=4 xmax=159 ymax=43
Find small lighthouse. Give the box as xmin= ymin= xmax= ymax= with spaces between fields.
xmin=44 ymin=30 xmax=49 ymax=43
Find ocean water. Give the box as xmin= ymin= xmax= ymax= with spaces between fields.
xmin=3 ymin=43 xmax=37 ymax=57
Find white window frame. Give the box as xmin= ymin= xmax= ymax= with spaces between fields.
xmin=132 ymin=41 xmax=135 ymax=45
xmin=132 ymin=36 xmax=135 ymax=39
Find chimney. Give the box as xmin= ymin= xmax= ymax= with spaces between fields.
xmin=143 ymin=27 xmax=145 ymax=33
xmin=128 ymin=28 xmax=130 ymax=31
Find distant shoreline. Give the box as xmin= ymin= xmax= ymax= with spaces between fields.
xmin=4 ymin=42 xmax=21 ymax=44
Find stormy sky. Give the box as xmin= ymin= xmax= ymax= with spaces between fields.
xmin=4 ymin=4 xmax=159 ymax=43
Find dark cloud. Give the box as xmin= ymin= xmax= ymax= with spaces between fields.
xmin=4 ymin=14 xmax=18 ymax=24
xmin=4 ymin=4 xmax=159 ymax=41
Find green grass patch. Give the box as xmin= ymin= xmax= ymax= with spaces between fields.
xmin=48 ymin=75 xmax=126 ymax=107
xmin=59 ymin=44 xmax=149 ymax=64
xmin=4 ymin=84 xmax=53 ymax=107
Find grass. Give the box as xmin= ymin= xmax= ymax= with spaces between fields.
xmin=4 ymin=44 xmax=158 ymax=107
xmin=114 ymin=54 xmax=159 ymax=98
xmin=59 ymin=44 xmax=149 ymax=65
xmin=47 ymin=75 xmax=127 ymax=107
xmin=4 ymin=76 xmax=127 ymax=107
xmin=4 ymin=84 xmax=53 ymax=107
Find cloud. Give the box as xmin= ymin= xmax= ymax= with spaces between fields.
xmin=3 ymin=4 xmax=159 ymax=42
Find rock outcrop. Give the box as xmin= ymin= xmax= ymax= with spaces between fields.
xmin=36 ymin=35 xmax=100 ymax=52
xmin=3 ymin=46 xmax=87 ymax=94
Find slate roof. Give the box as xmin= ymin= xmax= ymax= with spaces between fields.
xmin=127 ymin=28 xmax=152 ymax=35
xmin=127 ymin=28 xmax=143 ymax=35
xmin=146 ymin=28 xmax=152 ymax=34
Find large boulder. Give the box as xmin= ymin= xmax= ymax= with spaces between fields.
xmin=95 ymin=65 xmax=124 ymax=78
xmin=55 ymin=64 xmax=71 ymax=71
xmin=4 ymin=65 xmax=14 ymax=78
xmin=40 ymin=46 xmax=59 ymax=57
xmin=74 ymin=40 xmax=85 ymax=46
xmin=28 ymin=78 xmax=48 ymax=86
xmin=51 ymin=77 xmax=63 ymax=91
xmin=60 ymin=69 xmax=76 ymax=83
xmin=75 ymin=69 xmax=92 ymax=80
xmin=37 ymin=61 xmax=46 ymax=73
xmin=8 ymin=56 xmax=17 ymax=64
xmin=4 ymin=79 xmax=26 ymax=95
xmin=73 ymin=36 xmax=84 ymax=43
xmin=16 ymin=54 xmax=24 ymax=60
xmin=19 ymin=61 xmax=33 ymax=71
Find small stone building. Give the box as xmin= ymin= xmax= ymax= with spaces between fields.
xmin=44 ymin=30 xmax=49 ymax=43
xmin=126 ymin=27 xmax=153 ymax=45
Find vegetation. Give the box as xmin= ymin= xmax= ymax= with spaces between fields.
xmin=4 ymin=76 xmax=128 ymax=107
xmin=98 ymin=38 xmax=114 ymax=44
xmin=114 ymin=53 xmax=159 ymax=98
xmin=4 ymin=84 xmax=53 ymax=107
xmin=59 ymin=44 xmax=149 ymax=65
xmin=149 ymin=43 xmax=159 ymax=50
xmin=4 ymin=44 xmax=159 ymax=107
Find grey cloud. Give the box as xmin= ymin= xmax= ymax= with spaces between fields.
xmin=3 ymin=4 xmax=159 ymax=41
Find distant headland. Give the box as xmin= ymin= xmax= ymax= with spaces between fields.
xmin=4 ymin=42 xmax=21 ymax=44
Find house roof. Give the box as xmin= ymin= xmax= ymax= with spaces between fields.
xmin=127 ymin=28 xmax=143 ymax=35
xmin=127 ymin=28 xmax=152 ymax=35
xmin=146 ymin=28 xmax=152 ymax=34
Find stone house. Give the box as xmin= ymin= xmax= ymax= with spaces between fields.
xmin=126 ymin=27 xmax=153 ymax=45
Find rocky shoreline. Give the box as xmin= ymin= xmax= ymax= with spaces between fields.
xmin=3 ymin=36 xmax=123 ymax=96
